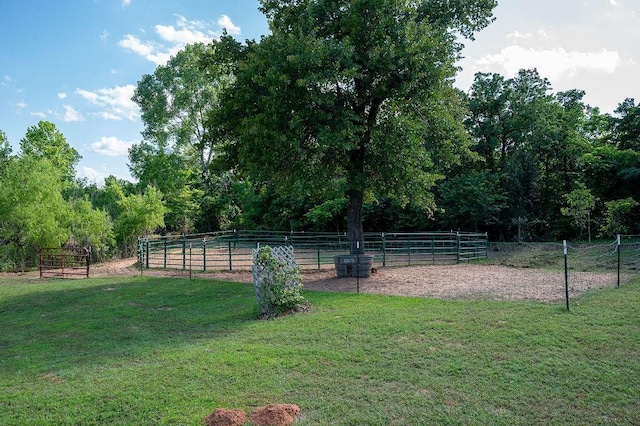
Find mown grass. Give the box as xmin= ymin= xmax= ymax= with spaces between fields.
xmin=0 ymin=275 xmax=638 ymax=425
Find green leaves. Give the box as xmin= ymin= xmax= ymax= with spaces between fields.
xmin=219 ymin=0 xmax=497 ymax=250
xmin=0 ymin=157 xmax=70 ymax=268
xmin=132 ymin=42 xmax=233 ymax=186
xmin=19 ymin=121 xmax=80 ymax=185
xmin=113 ymin=185 xmax=167 ymax=254
xmin=253 ymin=245 xmax=305 ymax=318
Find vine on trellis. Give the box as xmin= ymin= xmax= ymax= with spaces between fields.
xmin=252 ymin=245 xmax=306 ymax=318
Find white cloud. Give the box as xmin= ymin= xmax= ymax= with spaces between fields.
xmin=76 ymin=84 xmax=139 ymax=121
xmin=507 ymin=31 xmax=532 ymax=40
xmin=155 ymin=20 xmax=211 ymax=44
xmin=475 ymin=46 xmax=621 ymax=79
xmin=610 ymin=0 xmax=617 ymax=5
xmin=119 ymin=34 xmax=154 ymax=56
xmin=16 ymin=101 xmax=27 ymax=109
xmin=79 ymin=167 xmax=103 ymax=184
xmin=218 ymin=15 xmax=241 ymax=36
xmin=507 ymin=30 xmax=550 ymax=42
xmin=58 ymin=92 xmax=67 ymax=99
xmin=62 ymin=105 xmax=84 ymax=122
xmin=96 ymin=112 xmax=124 ymax=120
xmin=119 ymin=14 xmax=238 ymax=65
xmin=146 ymin=45 xmax=182 ymax=66
xmin=78 ymin=166 xmax=112 ymax=185
xmin=1 ymin=75 xmax=24 ymax=93
xmin=79 ymin=165 xmax=133 ymax=185
xmin=122 ymin=0 xmax=131 ymax=6
xmin=100 ymin=29 xmax=109 ymax=42
xmin=31 ymin=111 xmax=46 ymax=118
xmin=90 ymin=136 xmax=134 ymax=157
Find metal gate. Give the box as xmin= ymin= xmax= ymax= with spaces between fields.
xmin=39 ymin=246 xmax=90 ymax=278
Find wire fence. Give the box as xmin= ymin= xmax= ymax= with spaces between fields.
xmin=137 ymin=230 xmax=489 ymax=272
xmin=135 ymin=232 xmax=638 ymax=307
xmin=477 ymin=236 xmax=639 ymax=307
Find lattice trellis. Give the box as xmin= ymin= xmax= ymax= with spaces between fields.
xmin=252 ymin=245 xmax=301 ymax=316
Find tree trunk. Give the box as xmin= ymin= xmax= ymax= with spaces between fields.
xmin=347 ymin=189 xmax=365 ymax=255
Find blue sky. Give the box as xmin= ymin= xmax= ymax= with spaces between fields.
xmin=1 ymin=0 xmax=638 ymax=184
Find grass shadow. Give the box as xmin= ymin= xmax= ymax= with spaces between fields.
xmin=0 ymin=276 xmax=258 ymax=373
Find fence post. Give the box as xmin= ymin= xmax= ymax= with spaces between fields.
xmin=381 ymin=233 xmax=386 ymax=267
xmin=617 ymin=234 xmax=621 ymax=287
xmin=203 ymin=238 xmax=207 ymax=272
xmin=163 ymin=238 xmax=167 ymax=268
xmin=145 ymin=239 xmax=150 ymax=269
xmin=317 ymin=240 xmax=321 ymax=270
xmin=456 ymin=232 xmax=461 ymax=264
xmin=564 ymin=240 xmax=569 ymax=311
xmin=228 ymin=239 xmax=233 ymax=271
xmin=86 ymin=246 xmax=90 ymax=278
xmin=356 ymin=241 xmax=360 ymax=293
xmin=189 ymin=242 xmax=193 ymax=280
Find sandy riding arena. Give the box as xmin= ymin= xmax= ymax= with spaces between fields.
xmin=86 ymin=258 xmax=629 ymax=303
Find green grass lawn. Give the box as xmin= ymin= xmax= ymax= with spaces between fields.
xmin=0 ymin=275 xmax=638 ymax=425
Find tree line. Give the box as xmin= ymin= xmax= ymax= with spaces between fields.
xmin=1 ymin=0 xmax=638 ymax=269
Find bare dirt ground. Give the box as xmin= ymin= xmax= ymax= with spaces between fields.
xmin=80 ymin=258 xmax=630 ymax=303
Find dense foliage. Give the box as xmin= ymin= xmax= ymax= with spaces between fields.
xmin=253 ymin=245 xmax=305 ymax=318
xmin=1 ymin=0 xmax=639 ymax=269
xmin=0 ymin=122 xmax=163 ymax=270
xmin=213 ymin=0 xmax=497 ymax=254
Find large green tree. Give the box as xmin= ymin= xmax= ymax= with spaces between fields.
xmin=132 ymin=42 xmax=233 ymax=188
xmin=0 ymin=157 xmax=71 ymax=269
xmin=131 ymin=42 xmax=237 ymax=233
xmin=613 ymin=98 xmax=640 ymax=151
xmin=215 ymin=0 xmax=497 ymax=254
xmin=465 ymin=70 xmax=592 ymax=239
xmin=0 ymin=126 xmax=114 ymax=269
xmin=19 ymin=121 xmax=81 ymax=183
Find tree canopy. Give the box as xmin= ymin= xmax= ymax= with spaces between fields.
xmin=2 ymin=1 xmax=640 ymax=270
xmin=20 ymin=121 xmax=81 ymax=184
xmin=214 ymin=0 xmax=498 ymax=253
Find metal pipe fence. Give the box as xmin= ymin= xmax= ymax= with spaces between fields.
xmin=40 ymin=246 xmax=90 ymax=279
xmin=132 ymin=234 xmax=639 ymax=307
xmin=137 ymin=230 xmax=489 ymax=272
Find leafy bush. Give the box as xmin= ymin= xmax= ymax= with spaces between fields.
xmin=600 ymin=197 xmax=639 ymax=236
xmin=252 ymin=245 xmax=306 ymax=318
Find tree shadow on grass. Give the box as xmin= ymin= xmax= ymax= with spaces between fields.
xmin=0 ymin=276 xmax=258 ymax=373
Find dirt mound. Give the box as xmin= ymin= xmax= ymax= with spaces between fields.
xmin=250 ymin=404 xmax=301 ymax=426
xmin=202 ymin=408 xmax=246 ymax=426
xmin=202 ymin=404 xmax=301 ymax=426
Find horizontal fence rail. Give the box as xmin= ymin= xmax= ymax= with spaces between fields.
xmin=138 ymin=230 xmax=489 ymax=273
xmin=132 ymin=234 xmax=638 ymax=307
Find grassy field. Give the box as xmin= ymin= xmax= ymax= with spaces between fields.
xmin=0 ymin=275 xmax=638 ymax=425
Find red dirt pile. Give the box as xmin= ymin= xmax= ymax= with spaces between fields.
xmin=250 ymin=404 xmax=301 ymax=426
xmin=202 ymin=408 xmax=246 ymax=426
xmin=202 ymin=404 xmax=300 ymax=426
